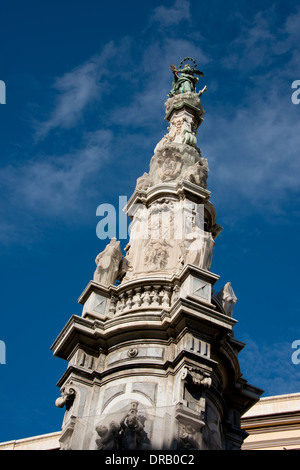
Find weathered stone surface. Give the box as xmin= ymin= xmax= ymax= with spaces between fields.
xmin=52 ymin=87 xmax=263 ymax=450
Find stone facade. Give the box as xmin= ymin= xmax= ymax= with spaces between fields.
xmin=51 ymin=83 xmax=263 ymax=450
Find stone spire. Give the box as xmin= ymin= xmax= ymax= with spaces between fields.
xmin=51 ymin=58 xmax=263 ymax=451
xmin=120 ymin=88 xmax=221 ymax=283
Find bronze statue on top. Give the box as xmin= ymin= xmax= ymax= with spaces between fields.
xmin=168 ymin=57 xmax=207 ymax=97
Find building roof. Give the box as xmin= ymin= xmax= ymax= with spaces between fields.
xmin=241 ymin=393 xmax=300 ymax=450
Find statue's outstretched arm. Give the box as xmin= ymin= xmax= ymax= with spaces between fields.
xmin=193 ymin=69 xmax=203 ymax=76
xmin=170 ymin=64 xmax=178 ymax=75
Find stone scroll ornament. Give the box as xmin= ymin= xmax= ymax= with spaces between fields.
xmin=95 ymin=402 xmax=151 ymax=450
xmin=181 ymin=367 xmax=212 ymax=388
xmin=55 ymin=385 xmax=76 ymax=410
xmin=168 ymin=57 xmax=208 ymax=97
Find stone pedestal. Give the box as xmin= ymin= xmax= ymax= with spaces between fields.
xmin=52 ymin=265 xmax=262 ymax=450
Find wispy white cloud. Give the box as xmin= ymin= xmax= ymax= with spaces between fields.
xmin=106 ymin=4 xmax=300 ymax=221
xmin=1 ymin=129 xmax=113 ymax=216
xmin=221 ymin=6 xmax=300 ymax=74
xmin=203 ymin=91 xmax=300 ymax=214
xmin=151 ymin=0 xmax=191 ymax=27
xmin=2 ymin=0 xmax=300 ymax=246
xmin=239 ymin=336 xmax=300 ymax=396
xmin=200 ymin=6 xmax=300 ymax=216
xmin=110 ymin=38 xmax=210 ymax=128
xmin=34 ymin=41 xmax=120 ymax=139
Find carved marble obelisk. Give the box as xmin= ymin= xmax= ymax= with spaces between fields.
xmin=51 ymin=58 xmax=263 ymax=450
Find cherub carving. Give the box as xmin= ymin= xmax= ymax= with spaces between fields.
xmin=182 ymin=160 xmax=208 ymax=188
xmin=95 ymin=421 xmax=121 ymax=450
xmin=135 ymin=172 xmax=152 ymax=191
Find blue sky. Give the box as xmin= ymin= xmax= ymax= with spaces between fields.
xmin=0 ymin=0 xmax=300 ymax=443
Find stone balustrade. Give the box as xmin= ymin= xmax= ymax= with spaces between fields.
xmin=110 ymin=283 xmax=179 ymax=316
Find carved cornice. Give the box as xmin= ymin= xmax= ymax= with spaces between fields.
xmin=125 ymin=180 xmax=211 ymax=214
xmin=51 ymin=294 xmax=236 ymax=362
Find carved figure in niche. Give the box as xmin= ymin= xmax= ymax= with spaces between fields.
xmin=149 ymin=200 xmax=175 ymax=240
xmin=162 ymin=118 xmax=184 ymax=144
xmin=128 ymin=206 xmax=149 ymax=242
xmin=117 ymin=254 xmax=133 ymax=281
xmin=135 ymin=172 xmax=152 ymax=191
xmin=202 ymin=402 xmax=223 ymax=450
xmin=177 ymin=423 xmax=200 ymax=450
xmin=95 ymin=402 xmax=151 ymax=451
xmin=168 ymin=57 xmax=204 ymax=97
xmin=182 ymin=160 xmax=208 ymax=188
xmin=215 ymin=282 xmax=237 ymax=317
xmin=95 ymin=421 xmax=121 ymax=450
xmin=120 ymin=402 xmax=151 ymax=450
xmin=201 ymin=232 xmax=215 ymax=270
xmin=180 ymin=229 xmax=215 ymax=271
xmin=94 ymin=238 xmax=122 ymax=286
xmin=157 ymin=149 xmax=182 ymax=182
xmin=144 ymin=240 xmax=170 ymax=270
